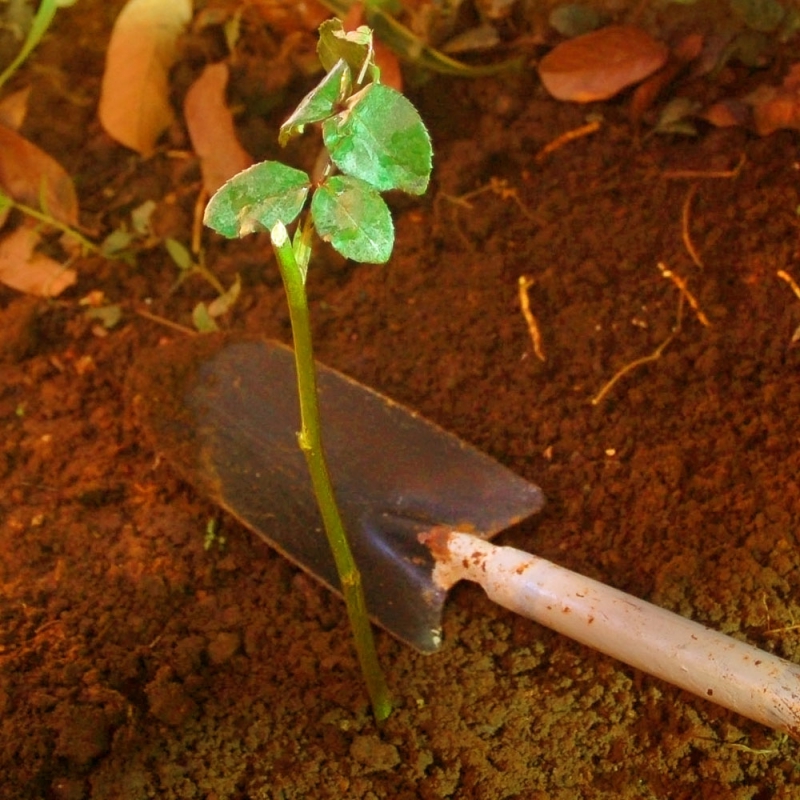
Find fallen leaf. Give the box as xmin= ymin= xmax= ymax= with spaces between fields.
xmin=480 ymin=0 xmax=517 ymax=20
xmin=749 ymin=87 xmax=800 ymax=135
xmin=250 ymin=0 xmax=329 ymax=34
xmin=702 ymin=99 xmax=751 ymax=128
xmin=0 ymin=226 xmax=76 ymax=297
xmin=651 ymin=97 xmax=701 ymax=137
xmin=206 ymin=273 xmax=241 ymax=317
xmin=85 ymin=304 xmax=123 ymax=330
xmin=192 ymin=301 xmax=218 ymax=332
xmin=441 ymin=24 xmax=501 ymax=55
xmin=629 ymin=34 xmax=703 ymax=129
xmin=747 ymin=63 xmax=800 ymax=136
xmin=184 ymin=63 xmax=253 ymax=194
xmin=0 ymin=86 xmax=31 ymax=130
xmin=98 ymin=0 xmax=193 ymax=156
xmin=0 ymin=123 xmax=79 ymax=224
xmin=539 ymin=25 xmax=668 ymax=103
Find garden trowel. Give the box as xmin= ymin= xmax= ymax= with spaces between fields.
xmin=129 ymin=335 xmax=800 ymax=737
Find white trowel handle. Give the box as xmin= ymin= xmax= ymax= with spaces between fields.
xmin=428 ymin=530 xmax=800 ymax=737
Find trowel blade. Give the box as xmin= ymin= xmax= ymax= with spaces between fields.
xmin=128 ymin=336 xmax=544 ymax=652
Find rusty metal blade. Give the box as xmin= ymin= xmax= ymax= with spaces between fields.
xmin=128 ymin=336 xmax=544 ymax=652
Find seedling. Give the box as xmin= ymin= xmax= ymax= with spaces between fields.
xmin=99 ymin=200 xmax=240 ymax=331
xmin=203 ymin=518 xmax=226 ymax=551
xmin=203 ymin=20 xmax=432 ymax=721
xmin=164 ymin=237 xmax=241 ymax=332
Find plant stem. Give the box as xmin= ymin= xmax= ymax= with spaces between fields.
xmin=0 ymin=0 xmax=60 ymax=92
xmin=270 ymin=222 xmax=392 ymax=722
xmin=0 ymin=191 xmax=100 ymax=256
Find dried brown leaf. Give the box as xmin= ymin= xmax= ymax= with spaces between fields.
xmin=702 ymin=99 xmax=751 ymax=129
xmin=539 ymin=25 xmax=668 ymax=103
xmin=184 ymin=63 xmax=253 ymax=195
xmin=98 ymin=0 xmax=192 ymax=156
xmin=0 ymin=226 xmax=76 ymax=297
xmin=250 ymin=0 xmax=329 ymax=34
xmin=0 ymin=123 xmax=78 ymax=225
xmin=673 ymin=33 xmax=704 ymax=64
xmin=0 ymin=86 xmax=31 ymax=130
xmin=629 ymin=35 xmax=702 ymax=130
xmin=748 ymin=64 xmax=800 ymax=136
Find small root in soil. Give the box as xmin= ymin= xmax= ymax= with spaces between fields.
xmin=590 ymin=263 xmax=704 ymax=405
xmin=657 ymin=261 xmax=710 ymax=328
xmin=681 ymin=184 xmax=704 ymax=270
xmin=518 ymin=274 xmax=545 ymax=362
xmin=534 ymin=118 xmax=602 ymax=163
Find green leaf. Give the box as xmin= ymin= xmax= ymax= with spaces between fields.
xmin=192 ymin=302 xmax=219 ymax=332
xmin=204 ymin=162 xmax=310 ymax=238
xmin=731 ymin=0 xmax=785 ymax=32
xmin=164 ymin=237 xmax=192 ymax=271
xmin=652 ymin=97 xmax=700 ymax=137
xmin=311 ymin=175 xmax=393 ymax=263
xmin=131 ymin=199 xmax=157 ymax=235
xmin=279 ymin=59 xmax=351 ymax=146
xmin=317 ymin=18 xmax=377 ymax=82
xmin=100 ymin=227 xmax=134 ymax=257
xmin=548 ymin=5 xmax=602 ymax=37
xmin=207 ymin=274 xmax=241 ymax=317
xmin=85 ymin=304 xmax=123 ymax=330
xmin=323 ymin=84 xmax=432 ymax=195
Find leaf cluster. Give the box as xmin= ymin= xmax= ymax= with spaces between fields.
xmin=204 ymin=19 xmax=432 ymax=267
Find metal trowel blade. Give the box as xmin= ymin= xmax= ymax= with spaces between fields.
xmin=128 ymin=336 xmax=545 ymax=652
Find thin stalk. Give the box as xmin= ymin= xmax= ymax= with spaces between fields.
xmin=0 ymin=191 xmax=100 ymax=255
xmin=270 ymin=222 xmax=392 ymax=722
xmin=0 ymin=0 xmax=62 ymax=92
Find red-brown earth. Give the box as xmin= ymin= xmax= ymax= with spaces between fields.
xmin=2 ymin=3 xmax=800 ymax=798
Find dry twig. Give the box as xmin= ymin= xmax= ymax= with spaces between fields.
xmin=591 ymin=261 xmax=711 ymax=404
xmin=777 ymin=269 xmax=800 ymax=301
xmin=535 ymin=119 xmax=602 ymax=163
xmin=135 ymin=307 xmax=197 ymax=336
xmin=435 ymin=177 xmax=535 ymax=249
xmin=662 ymin=153 xmax=746 ymax=180
xmin=439 ymin=177 xmax=535 ymax=220
xmin=518 ymin=275 xmax=545 ymax=361
xmin=657 ymin=262 xmax=710 ymax=327
xmin=681 ymin=184 xmax=704 ymax=269
xmin=590 ymin=316 xmax=680 ymax=406
xmin=776 ymin=269 xmax=800 ymax=344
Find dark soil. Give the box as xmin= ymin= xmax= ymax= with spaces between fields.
xmin=2 ymin=4 xmax=800 ymax=799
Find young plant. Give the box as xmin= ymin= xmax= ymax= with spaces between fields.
xmin=203 ymin=20 xmax=432 ymax=722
